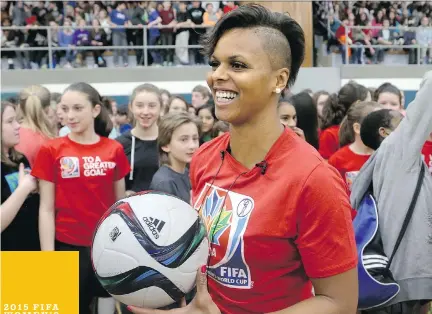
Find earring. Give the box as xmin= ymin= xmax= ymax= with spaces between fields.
xmin=275 ymin=88 xmax=281 ymax=94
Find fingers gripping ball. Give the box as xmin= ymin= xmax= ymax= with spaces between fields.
xmin=91 ymin=191 xmax=209 ymax=309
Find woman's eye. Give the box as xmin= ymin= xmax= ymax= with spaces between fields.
xmin=209 ymin=60 xmax=219 ymax=68
xmin=232 ymin=62 xmax=246 ymax=69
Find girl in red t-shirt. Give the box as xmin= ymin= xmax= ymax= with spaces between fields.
xmin=329 ymin=101 xmax=380 ymax=191
xmin=15 ymin=85 xmax=56 ymax=167
xmin=32 ymin=83 xmax=130 ymax=314
xmin=319 ymin=81 xmax=371 ymax=159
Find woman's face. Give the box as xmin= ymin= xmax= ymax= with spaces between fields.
xmin=278 ymin=102 xmax=297 ymax=128
xmin=188 ymin=107 xmax=196 ymax=117
xmin=164 ymin=122 xmax=200 ymax=165
xmin=316 ymin=94 xmax=329 ymax=117
xmin=2 ymin=106 xmax=21 ymax=149
xmin=207 ymin=28 xmax=286 ymax=125
xmin=161 ymin=92 xmax=170 ymax=107
xmin=198 ymin=108 xmax=215 ymax=133
xmin=56 ymin=102 xmax=65 ymax=126
xmin=45 ymin=105 xmax=57 ymax=129
xmin=169 ymin=98 xmax=188 ymax=114
xmin=377 ymin=92 xmax=402 ymax=111
xmin=130 ymin=91 xmax=161 ymax=129
xmin=60 ymin=91 xmax=100 ymax=134
xmin=377 ymin=10 xmax=383 ymax=19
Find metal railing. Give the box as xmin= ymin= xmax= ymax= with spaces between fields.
xmin=1 ymin=24 xmax=212 ymax=68
xmin=2 ymin=24 xmax=431 ymax=68
xmin=342 ymin=25 xmax=430 ymax=66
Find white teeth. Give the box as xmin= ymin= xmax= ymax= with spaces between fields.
xmin=216 ymin=91 xmax=238 ymax=100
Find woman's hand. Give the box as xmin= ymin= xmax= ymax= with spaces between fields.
xmin=18 ymin=163 xmax=37 ymax=194
xmin=127 ymin=265 xmax=221 ymax=314
xmin=126 ymin=190 xmax=135 ymax=197
xmin=292 ymin=127 xmax=305 ymax=140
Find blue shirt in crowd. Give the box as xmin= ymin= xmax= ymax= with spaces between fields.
xmin=110 ymin=9 xmax=128 ymax=32
xmin=148 ymin=9 xmax=160 ymax=37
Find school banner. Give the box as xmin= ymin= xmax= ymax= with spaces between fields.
xmin=1 ymin=252 xmax=79 ymax=314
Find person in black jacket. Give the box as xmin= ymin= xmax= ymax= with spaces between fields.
xmin=26 ymin=19 xmax=48 ymax=68
xmin=90 ymin=19 xmax=108 ymax=67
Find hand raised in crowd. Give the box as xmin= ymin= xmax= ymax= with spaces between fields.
xmin=128 ymin=266 xmax=221 ymax=314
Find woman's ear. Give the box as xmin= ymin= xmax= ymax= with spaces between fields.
xmin=274 ymin=68 xmax=290 ymax=95
xmin=93 ymin=104 xmax=101 ymax=118
xmin=353 ymin=122 xmax=361 ymax=135
xmin=378 ymin=127 xmax=388 ymax=138
xmin=161 ymin=144 xmax=170 ymax=154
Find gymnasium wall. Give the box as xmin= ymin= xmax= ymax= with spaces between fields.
xmin=2 ymin=66 xmax=431 ymax=108
xmin=242 ymin=1 xmax=313 ymax=67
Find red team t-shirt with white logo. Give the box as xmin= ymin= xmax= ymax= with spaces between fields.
xmin=328 ymin=145 xmax=371 ymax=191
xmin=422 ymin=141 xmax=432 ymax=174
xmin=32 ymin=136 xmax=130 ymax=247
xmin=190 ymin=128 xmax=357 ymax=314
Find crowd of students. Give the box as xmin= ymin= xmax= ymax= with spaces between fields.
xmin=2 ymin=78 xmax=431 ymax=314
xmin=1 ymin=3 xmax=431 ymax=314
xmin=314 ymin=1 xmax=432 ymax=65
xmin=1 ymin=1 xmax=239 ymax=69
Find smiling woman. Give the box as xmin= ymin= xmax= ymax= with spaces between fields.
xmin=129 ymin=4 xmax=358 ymax=314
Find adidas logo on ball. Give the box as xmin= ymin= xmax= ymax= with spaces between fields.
xmin=142 ymin=217 xmax=166 ymax=239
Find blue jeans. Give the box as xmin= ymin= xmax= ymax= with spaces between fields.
xmin=149 ymin=36 xmax=162 ymax=65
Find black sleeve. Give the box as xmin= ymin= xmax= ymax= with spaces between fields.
xmin=116 ymin=135 xmax=132 ymax=155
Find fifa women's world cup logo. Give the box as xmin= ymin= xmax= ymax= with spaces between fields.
xmin=194 ymin=184 xmax=255 ymax=289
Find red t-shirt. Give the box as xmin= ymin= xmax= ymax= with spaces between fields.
xmin=421 ymin=141 xmax=432 ymax=174
xmin=328 ymin=145 xmax=371 ymax=191
xmin=31 ymin=136 xmax=130 ymax=247
xmin=223 ymin=5 xmax=237 ymax=14
xmin=318 ymin=125 xmax=340 ymax=159
xmin=159 ymin=8 xmax=175 ymax=33
xmin=190 ymin=128 xmax=357 ymax=314
xmin=15 ymin=127 xmax=49 ymax=168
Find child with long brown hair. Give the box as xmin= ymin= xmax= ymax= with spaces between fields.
xmin=319 ymin=81 xmax=370 ymax=159
xmin=329 ymin=101 xmax=380 ymax=192
xmin=32 ymin=82 xmax=130 ymax=314
xmin=15 ymin=85 xmax=56 ymax=167
xmin=1 ymin=101 xmax=40 ymax=251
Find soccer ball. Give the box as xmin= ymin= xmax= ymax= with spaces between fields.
xmin=91 ymin=191 xmax=209 ymax=308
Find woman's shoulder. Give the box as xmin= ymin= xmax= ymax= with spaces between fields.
xmin=115 ymin=131 xmax=133 ymax=147
xmin=41 ymin=136 xmax=69 ymax=149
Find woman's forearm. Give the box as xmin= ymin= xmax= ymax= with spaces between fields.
xmin=39 ymin=208 xmax=55 ymax=251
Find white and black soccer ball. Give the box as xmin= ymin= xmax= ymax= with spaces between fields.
xmin=91 ymin=191 xmax=209 ymax=309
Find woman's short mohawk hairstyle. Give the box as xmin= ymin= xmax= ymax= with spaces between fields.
xmin=200 ymin=3 xmax=305 ymax=88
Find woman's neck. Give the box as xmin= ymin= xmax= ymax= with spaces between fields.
xmin=2 ymin=145 xmax=11 ymax=158
xmin=168 ymin=157 xmax=186 ymax=174
xmin=230 ymin=108 xmax=283 ymax=170
xmin=349 ymin=138 xmax=374 ymax=155
xmin=131 ymin=123 xmax=158 ymax=140
xmin=68 ymin=128 xmax=100 ymax=145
